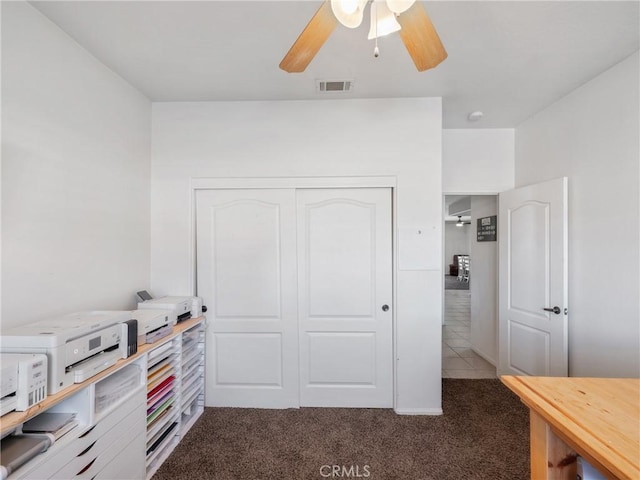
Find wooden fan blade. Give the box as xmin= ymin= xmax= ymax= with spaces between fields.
xmin=279 ymin=1 xmax=338 ymax=73
xmin=397 ymin=2 xmax=447 ymax=72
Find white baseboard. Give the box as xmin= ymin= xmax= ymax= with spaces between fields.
xmin=394 ymin=407 xmax=443 ymax=416
xmin=471 ymin=345 xmax=496 ymax=367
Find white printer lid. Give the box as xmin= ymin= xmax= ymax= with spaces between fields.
xmin=131 ymin=309 xmax=176 ymax=333
xmin=142 ymin=296 xmax=191 ymax=304
xmin=131 ymin=309 xmax=174 ymax=323
xmin=0 ymin=311 xmax=131 ymax=348
xmin=131 ymin=309 xmax=170 ymax=319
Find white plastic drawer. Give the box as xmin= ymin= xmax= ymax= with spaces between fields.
xmin=94 ymin=364 xmax=142 ymax=415
xmin=51 ymin=386 xmax=144 ymax=469
xmin=10 ymin=427 xmax=82 ymax=480
xmin=93 ymin=383 xmax=146 ymax=424
xmin=75 ymin=417 xmax=145 ymax=480
xmin=52 ymin=414 xmax=145 ymax=480
xmin=94 ymin=433 xmax=145 ymax=480
xmin=79 ymin=385 xmax=144 ymax=448
xmin=11 ymin=389 xmax=142 ymax=480
xmin=47 ymin=390 xmax=144 ymax=480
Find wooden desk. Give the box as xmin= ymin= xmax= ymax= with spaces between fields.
xmin=501 ymin=376 xmax=639 ymax=480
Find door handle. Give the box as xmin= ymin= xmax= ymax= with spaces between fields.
xmin=543 ymin=306 xmax=561 ymax=315
xmin=381 ymin=304 xmax=389 ymax=312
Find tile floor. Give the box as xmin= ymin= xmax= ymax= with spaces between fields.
xmin=442 ymin=289 xmax=497 ymax=379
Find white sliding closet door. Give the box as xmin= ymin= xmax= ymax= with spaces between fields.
xmin=196 ymin=187 xmax=393 ymax=408
xmin=196 ymin=189 xmax=299 ymax=408
xmin=297 ymin=189 xmax=393 ymax=407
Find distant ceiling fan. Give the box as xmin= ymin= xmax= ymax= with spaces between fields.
xmin=456 ymin=216 xmax=471 ymax=227
xmin=279 ymin=0 xmax=447 ymax=73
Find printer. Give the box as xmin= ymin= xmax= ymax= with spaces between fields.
xmin=137 ymin=296 xmax=204 ymax=324
xmin=131 ymin=309 xmax=175 ymax=346
xmin=0 ymin=354 xmax=47 ymax=416
xmin=0 ymin=311 xmax=137 ymax=394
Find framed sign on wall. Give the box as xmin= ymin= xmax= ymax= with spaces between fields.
xmin=477 ymin=215 xmax=497 ymax=242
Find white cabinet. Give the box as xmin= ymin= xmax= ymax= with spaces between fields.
xmin=9 ymin=358 xmax=146 ymax=480
xmin=1 ymin=317 xmax=206 ymax=480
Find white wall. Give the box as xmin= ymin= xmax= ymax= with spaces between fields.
xmin=1 ymin=2 xmax=151 ymax=328
xmin=515 ymin=52 xmax=640 ymax=377
xmin=469 ymin=195 xmax=497 ymax=365
xmin=443 ymin=129 xmax=515 ymax=194
xmin=152 ymin=98 xmax=444 ymax=413
xmin=0 ymin=0 xmax=4 ymax=324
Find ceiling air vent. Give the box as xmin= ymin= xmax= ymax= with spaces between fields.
xmin=316 ymin=79 xmax=354 ymax=93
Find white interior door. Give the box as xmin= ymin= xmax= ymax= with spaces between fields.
xmin=498 ymin=177 xmax=568 ymax=376
xmin=196 ymin=189 xmax=299 ymax=408
xmin=297 ymin=188 xmax=393 ymax=407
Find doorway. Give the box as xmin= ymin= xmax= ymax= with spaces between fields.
xmin=196 ymin=187 xmax=393 ymax=408
xmin=442 ymin=195 xmax=497 ymax=379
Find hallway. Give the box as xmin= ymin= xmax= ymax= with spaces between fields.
xmin=442 ymin=290 xmax=496 ymax=378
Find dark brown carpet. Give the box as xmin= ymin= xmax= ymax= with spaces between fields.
xmin=152 ymin=379 xmax=529 ymax=480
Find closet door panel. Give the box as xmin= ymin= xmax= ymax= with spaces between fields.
xmin=196 ymin=189 xmax=298 ymax=408
xmin=297 ymin=188 xmax=393 ymax=407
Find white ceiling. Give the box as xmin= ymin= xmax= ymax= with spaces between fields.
xmin=30 ymin=1 xmax=639 ymax=128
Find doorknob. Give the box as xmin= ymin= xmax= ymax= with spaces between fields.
xmin=381 ymin=305 xmax=389 ymax=312
xmin=543 ymin=306 xmax=561 ymax=315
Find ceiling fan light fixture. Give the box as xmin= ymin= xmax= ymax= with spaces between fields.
xmin=340 ymin=0 xmax=359 ymax=14
xmin=386 ymin=0 xmax=416 ymax=14
xmin=368 ymin=0 xmax=402 ymax=40
xmin=331 ymin=0 xmax=367 ymax=28
xmin=280 ymin=0 xmax=447 ymax=73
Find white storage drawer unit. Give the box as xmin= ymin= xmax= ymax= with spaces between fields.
xmin=1 ymin=317 xmax=206 ymax=480
xmin=10 ymin=380 xmax=145 ymax=480
xmin=50 ymin=393 xmax=145 ymax=479
xmin=93 ymin=432 xmax=146 ymax=480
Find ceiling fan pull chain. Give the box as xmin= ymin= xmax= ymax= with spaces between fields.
xmin=373 ymin=1 xmax=379 ymax=58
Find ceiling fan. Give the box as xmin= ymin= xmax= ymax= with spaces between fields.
xmin=456 ymin=216 xmax=471 ymax=227
xmin=279 ymin=0 xmax=447 ymax=73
